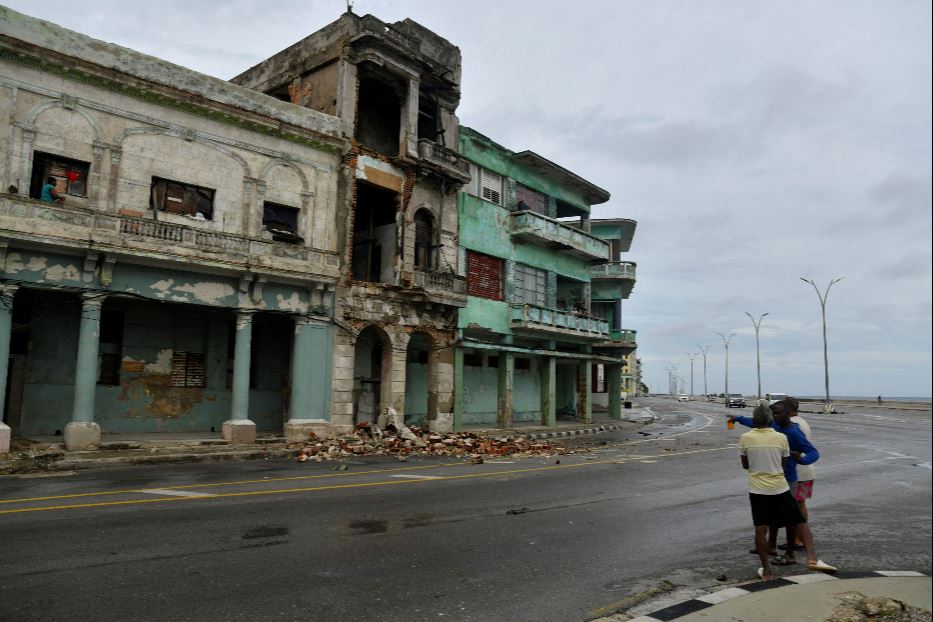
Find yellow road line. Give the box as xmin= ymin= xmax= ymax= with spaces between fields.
xmin=0 ymin=446 xmax=733 ymax=516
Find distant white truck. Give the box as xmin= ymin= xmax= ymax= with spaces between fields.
xmin=766 ymin=392 xmax=788 ymax=405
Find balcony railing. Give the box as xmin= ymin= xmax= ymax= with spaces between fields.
xmin=119 ymin=218 xmax=250 ymax=255
xmin=509 ymin=303 xmax=610 ymax=339
xmin=510 ymin=211 xmax=609 ymax=262
xmin=595 ymin=328 xmax=637 ymax=353
xmin=588 ymin=261 xmax=636 ymax=280
xmin=417 ymin=139 xmax=471 ymax=184
xmin=413 ymin=267 xmax=467 ymax=295
xmin=611 ymin=329 xmax=637 ymax=344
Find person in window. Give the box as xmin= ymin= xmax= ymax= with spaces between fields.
xmin=40 ymin=176 xmax=64 ymax=204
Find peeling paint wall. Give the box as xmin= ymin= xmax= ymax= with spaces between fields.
xmin=460 ymin=354 xmax=542 ymax=424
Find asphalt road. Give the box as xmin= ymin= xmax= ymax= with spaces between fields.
xmin=1 ymin=398 xmax=930 ymax=621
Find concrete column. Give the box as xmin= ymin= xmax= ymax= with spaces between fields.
xmin=497 ymin=352 xmax=514 ymax=429
xmin=388 ymin=337 xmax=408 ymax=416
xmin=64 ymin=293 xmax=104 ymax=451
xmin=0 ymin=284 xmax=17 ymax=453
xmin=403 ymin=78 xmax=420 ymax=157
xmin=223 ymin=310 xmax=256 ymax=444
xmin=540 ymin=355 xmax=556 ymax=427
xmin=577 ymin=362 xmax=592 ymax=424
xmin=453 ymin=347 xmax=464 ymax=432
xmin=608 ymin=363 xmax=622 ymax=420
xmin=284 ymin=317 xmax=332 ymax=442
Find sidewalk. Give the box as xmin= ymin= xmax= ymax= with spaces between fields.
xmin=1 ymin=407 xmax=652 ymax=474
xmin=605 ymin=572 xmax=931 ymax=622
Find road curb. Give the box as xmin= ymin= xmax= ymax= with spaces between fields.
xmin=528 ymin=423 xmax=628 ymax=440
xmin=619 ymin=571 xmax=931 ymax=622
xmin=49 ymin=447 xmax=298 ymax=470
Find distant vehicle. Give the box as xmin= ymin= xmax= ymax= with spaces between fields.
xmin=766 ymin=392 xmax=787 ymax=404
xmin=677 ymin=394 xmax=689 ymax=402
xmin=725 ymin=394 xmax=746 ymax=408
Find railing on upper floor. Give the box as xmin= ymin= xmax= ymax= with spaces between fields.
xmin=413 ymin=267 xmax=467 ymax=295
xmin=509 ymin=303 xmax=610 ymax=339
xmin=588 ymin=261 xmax=637 ymax=280
xmin=417 ymin=139 xmax=472 ymax=184
xmin=509 ymin=211 xmax=609 ymax=262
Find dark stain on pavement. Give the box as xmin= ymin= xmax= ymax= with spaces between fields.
xmin=242 ymin=525 xmax=289 ymax=540
xmin=349 ymin=519 xmax=389 ymax=534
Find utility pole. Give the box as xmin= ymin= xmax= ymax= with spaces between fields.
xmin=801 ymin=277 xmax=843 ymax=413
xmin=686 ymin=353 xmax=697 ymax=397
xmin=697 ymin=344 xmax=711 ymax=397
xmin=716 ymin=332 xmax=736 ymax=397
xmin=745 ymin=312 xmax=769 ymax=401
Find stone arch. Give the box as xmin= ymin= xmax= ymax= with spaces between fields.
xmin=24 ymin=98 xmax=105 ymax=144
xmin=259 ymin=159 xmax=309 ymax=194
xmin=352 ymin=324 xmax=394 ymax=426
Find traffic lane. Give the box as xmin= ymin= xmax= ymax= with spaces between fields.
xmin=0 ymin=445 xmax=744 ymax=622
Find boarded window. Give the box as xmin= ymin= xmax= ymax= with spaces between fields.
xmin=97 ymin=310 xmax=124 ymax=386
xmin=263 ymin=201 xmax=302 ymax=243
xmin=466 ymin=251 xmax=503 ymax=301
xmin=480 ymin=168 xmax=502 ymax=206
xmin=515 ymin=184 xmax=547 ymax=215
xmin=513 ymin=264 xmax=548 ymax=307
xmin=150 ymin=177 xmax=214 ymax=220
xmin=172 ymin=351 xmax=206 ymax=388
xmin=29 ymin=152 xmax=90 ymax=200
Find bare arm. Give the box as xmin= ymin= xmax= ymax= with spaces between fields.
xmin=741 ymin=455 xmax=749 ymax=470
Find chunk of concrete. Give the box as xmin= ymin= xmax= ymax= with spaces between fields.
xmin=283 ymin=419 xmax=332 ymax=443
xmin=0 ymin=422 xmax=11 ymax=454
xmin=64 ymin=421 xmax=101 ymax=451
xmin=222 ymin=419 xmax=256 ymax=444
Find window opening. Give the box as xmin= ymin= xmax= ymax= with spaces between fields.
xmin=29 ymin=152 xmax=90 ymax=201
xmin=413 ymin=210 xmax=435 ymax=270
xmin=513 ymin=264 xmax=547 ymax=307
xmin=97 ymin=310 xmax=124 ymax=386
xmin=487 ymin=355 xmax=499 ymax=368
xmin=263 ymin=201 xmax=303 ymax=244
xmin=150 ymin=177 xmax=214 ymax=220
xmin=172 ymin=351 xmax=206 ymax=388
xmin=463 ymin=352 xmax=483 ymax=367
xmin=592 ymin=364 xmax=606 ymax=393
xmin=352 ymin=182 xmax=399 ymax=283
xmin=515 ymin=358 xmax=531 ymax=371
xmin=515 ymin=184 xmax=547 ymax=215
xmin=418 ymin=93 xmax=440 ymax=142
xmin=466 ymin=251 xmax=503 ymax=301
xmin=356 ymin=67 xmax=403 ymax=155
xmin=480 ymin=169 xmax=502 ymax=206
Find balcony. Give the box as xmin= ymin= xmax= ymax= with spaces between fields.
xmin=510 ymin=211 xmax=609 ymax=262
xmin=509 ymin=303 xmax=610 ymax=340
xmin=412 ymin=267 xmax=468 ymax=307
xmin=595 ymin=328 xmax=638 ymax=354
xmin=417 ymin=139 xmax=471 ymax=185
xmin=0 ymin=194 xmax=340 ymax=280
xmin=588 ymin=261 xmax=637 ymax=299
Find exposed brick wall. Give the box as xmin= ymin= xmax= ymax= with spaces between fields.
xmin=466 ymin=251 xmax=503 ymax=301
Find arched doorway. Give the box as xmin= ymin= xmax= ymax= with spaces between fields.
xmin=353 ymin=325 xmax=391 ymax=425
xmin=404 ymin=332 xmax=436 ymax=427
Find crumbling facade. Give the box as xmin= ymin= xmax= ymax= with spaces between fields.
xmin=0 ymin=7 xmax=344 ymax=448
xmin=232 ymin=13 xmax=470 ymax=434
xmin=454 ymin=127 xmax=627 ymax=427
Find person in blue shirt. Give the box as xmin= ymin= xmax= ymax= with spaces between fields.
xmin=40 ymin=176 xmax=63 ymax=203
xmin=730 ymin=400 xmax=837 ymax=572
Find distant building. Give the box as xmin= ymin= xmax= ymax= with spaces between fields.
xmin=454 ymin=127 xmax=628 ymax=426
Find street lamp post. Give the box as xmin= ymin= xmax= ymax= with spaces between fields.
xmin=697 ymin=345 xmax=712 ymax=397
xmin=686 ymin=353 xmax=697 ymax=397
xmin=801 ymin=277 xmax=843 ymax=413
xmin=716 ymin=332 xmax=736 ymax=398
xmin=745 ymin=312 xmax=769 ymax=401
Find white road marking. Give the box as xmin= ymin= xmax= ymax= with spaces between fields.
xmin=142 ymin=488 xmax=216 ymax=498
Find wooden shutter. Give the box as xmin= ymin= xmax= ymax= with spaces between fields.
xmin=480 ymin=169 xmax=502 ymax=206
xmin=466 ymin=251 xmax=503 ymax=300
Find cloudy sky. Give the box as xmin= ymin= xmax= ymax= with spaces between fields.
xmin=7 ymin=0 xmax=931 ymax=398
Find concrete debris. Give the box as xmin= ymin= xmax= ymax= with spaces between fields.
xmin=826 ymin=592 xmax=931 ymax=622
xmin=292 ymin=424 xmax=576 ymax=462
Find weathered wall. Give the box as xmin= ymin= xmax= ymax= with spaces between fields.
xmin=460 ymin=353 xmax=541 ymax=425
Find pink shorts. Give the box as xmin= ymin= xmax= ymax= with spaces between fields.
xmin=795 ymin=480 xmax=814 ymax=501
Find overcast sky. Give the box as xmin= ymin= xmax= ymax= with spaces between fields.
xmin=6 ymin=0 xmax=931 ymax=398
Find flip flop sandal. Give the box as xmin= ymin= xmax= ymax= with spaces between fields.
xmin=807 ymin=560 xmax=837 ymax=573
xmin=772 ymin=555 xmax=797 ymax=566
xmin=756 ymin=567 xmax=771 ymax=581
xmin=779 ymin=543 xmax=806 ymax=551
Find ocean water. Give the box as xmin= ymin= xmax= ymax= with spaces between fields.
xmin=798 ymin=396 xmax=931 ymax=403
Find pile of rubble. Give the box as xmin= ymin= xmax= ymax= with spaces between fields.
xmin=293 ymin=422 xmax=578 ymax=463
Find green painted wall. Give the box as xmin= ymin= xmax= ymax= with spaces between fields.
xmin=591 ymin=281 xmax=625 ymax=301
xmin=556 ymin=364 xmax=578 ymax=415
xmin=460 ymin=128 xmax=590 ymax=214
xmin=404 ymin=361 xmax=428 ymax=425
xmin=457 ymin=296 xmax=511 ymax=334
xmin=590 ymin=223 xmax=623 ymax=241
xmin=460 ymin=352 xmax=541 ymax=425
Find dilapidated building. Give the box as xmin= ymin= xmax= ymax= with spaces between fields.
xmin=0 ymin=7 xmax=344 ymax=449
xmin=232 ymin=13 xmax=470 ymax=434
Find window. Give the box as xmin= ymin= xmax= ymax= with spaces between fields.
xmin=97 ymin=310 xmax=124 ymax=386
xmin=30 ymin=152 xmax=90 ymax=200
xmin=352 ymin=182 xmax=398 ymax=283
xmin=466 ymin=251 xmax=503 ymax=301
xmin=463 ymin=352 xmax=483 ymax=367
xmin=513 ymin=264 xmax=547 ymax=307
xmin=486 ymin=355 xmax=499 ymax=368
xmin=480 ymin=168 xmax=502 ymax=206
xmin=515 ymin=184 xmax=547 ymax=215
xmin=150 ymin=177 xmax=215 ymax=220
xmin=172 ymin=351 xmax=206 ymax=388
xmin=515 ymin=358 xmax=531 ymax=371
xmin=413 ymin=210 xmax=435 ymax=269
xmin=356 ymin=66 xmax=403 ymax=155
xmin=263 ymin=202 xmax=302 ymax=243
